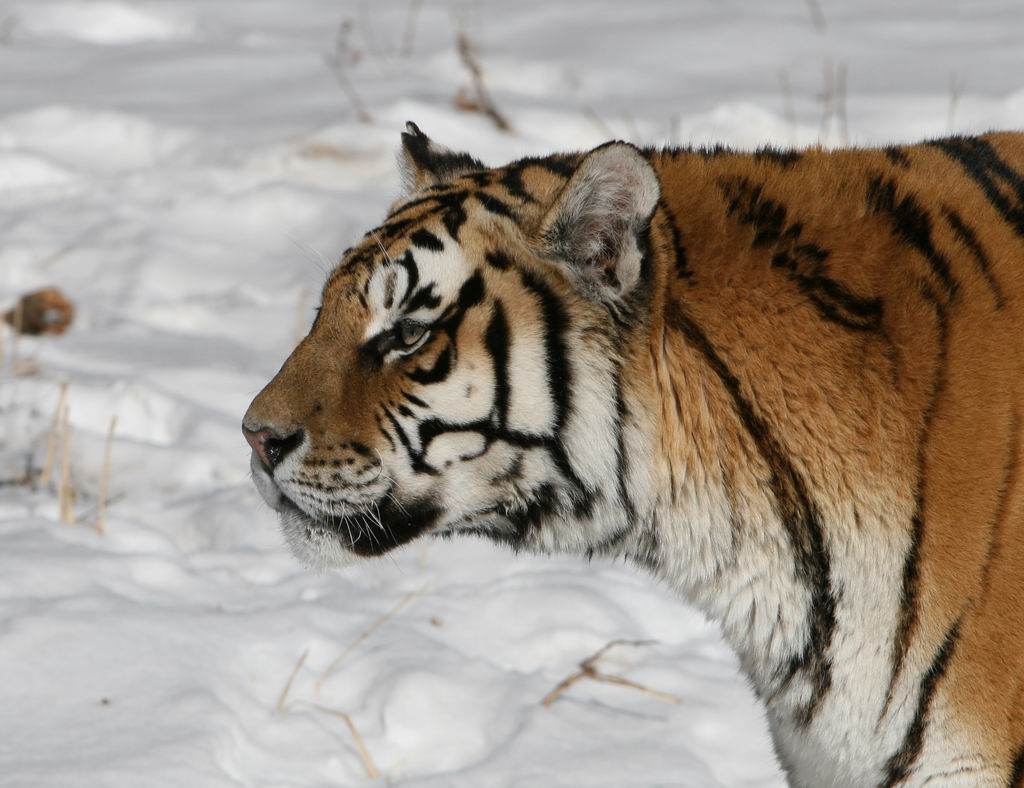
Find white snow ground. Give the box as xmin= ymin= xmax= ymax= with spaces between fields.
xmin=1 ymin=1 xmax=1023 ymax=785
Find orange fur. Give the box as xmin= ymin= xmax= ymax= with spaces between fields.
xmin=245 ymin=129 xmax=1024 ymax=785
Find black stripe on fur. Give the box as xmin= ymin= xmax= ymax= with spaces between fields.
xmin=881 ymin=617 xmax=963 ymax=787
xmin=872 ymin=267 xmax=952 ymax=716
xmin=667 ymin=301 xmax=837 ymax=726
xmin=941 ymin=205 xmax=1005 ymax=309
xmin=866 ymin=174 xmax=959 ymax=303
xmin=929 ymin=135 xmax=1024 ymax=240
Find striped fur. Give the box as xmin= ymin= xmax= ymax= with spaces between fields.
xmin=244 ymin=124 xmax=1024 ymax=786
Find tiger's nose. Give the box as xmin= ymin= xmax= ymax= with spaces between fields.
xmin=243 ymin=425 xmax=304 ymax=471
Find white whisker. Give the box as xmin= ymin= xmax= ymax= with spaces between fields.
xmin=370 ymin=230 xmax=395 ymax=266
xmin=285 ymin=231 xmax=331 ymax=275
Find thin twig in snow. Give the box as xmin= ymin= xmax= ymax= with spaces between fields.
xmin=276 ymin=647 xmax=311 ymax=713
xmin=290 ymin=701 xmax=381 ymax=779
xmin=586 ymin=671 xmax=684 ymax=704
xmin=41 ymin=383 xmax=69 ymax=486
xmin=315 ymin=583 xmax=429 ymax=692
xmin=541 ymin=638 xmax=682 ymax=707
xmin=325 ymin=19 xmax=373 ymax=123
xmin=58 ymin=404 xmax=75 ymax=525
xmin=455 ymin=31 xmax=511 ymax=132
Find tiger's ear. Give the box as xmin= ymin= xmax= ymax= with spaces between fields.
xmin=539 ymin=142 xmax=660 ymax=302
xmin=398 ymin=121 xmax=485 ymax=194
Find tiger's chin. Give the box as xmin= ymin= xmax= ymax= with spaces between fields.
xmin=249 ymin=457 xmax=445 ymax=569
xmin=276 ymin=501 xmax=360 ymax=571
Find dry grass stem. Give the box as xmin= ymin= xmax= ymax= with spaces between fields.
xmin=338 ymin=711 xmax=381 ymax=780
xmin=541 ymin=638 xmax=681 ymax=707
xmin=314 ymin=705 xmax=380 ymax=779
xmin=94 ymin=416 xmax=117 ymax=535
xmin=588 ymin=672 xmax=683 ymax=704
xmin=276 ymin=647 xmax=311 ymax=713
xmin=41 ymin=383 xmax=69 ymax=486
xmin=296 ymin=702 xmax=381 ymax=779
xmin=540 ymin=670 xmax=588 ymax=706
xmin=454 ymin=32 xmax=511 ymax=132
xmin=58 ymin=404 xmax=76 ymax=525
xmin=326 ymin=19 xmax=373 ymax=123
xmin=315 ymin=584 xmax=428 ymax=692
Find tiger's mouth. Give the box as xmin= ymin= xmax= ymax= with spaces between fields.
xmin=283 ymin=493 xmax=443 ymax=557
xmin=249 ymin=455 xmax=443 ymax=558
xmin=249 ymin=454 xmax=565 ymax=564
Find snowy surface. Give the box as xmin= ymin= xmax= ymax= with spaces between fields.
xmin=1 ymin=1 xmax=1022 ymax=785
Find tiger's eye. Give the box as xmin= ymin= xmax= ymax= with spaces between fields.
xmin=397 ymin=320 xmax=427 ymax=348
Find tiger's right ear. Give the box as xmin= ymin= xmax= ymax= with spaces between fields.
xmin=398 ymin=122 xmax=485 ymax=195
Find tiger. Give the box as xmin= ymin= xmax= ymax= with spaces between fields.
xmin=243 ymin=121 xmax=1024 ymax=787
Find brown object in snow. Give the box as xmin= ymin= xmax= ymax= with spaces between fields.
xmin=4 ymin=287 xmax=74 ymax=335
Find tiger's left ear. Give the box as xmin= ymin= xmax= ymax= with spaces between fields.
xmin=539 ymin=142 xmax=660 ymax=302
xmin=398 ymin=121 xmax=485 ymax=194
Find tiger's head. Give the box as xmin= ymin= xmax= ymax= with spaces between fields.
xmin=243 ymin=123 xmax=664 ymax=569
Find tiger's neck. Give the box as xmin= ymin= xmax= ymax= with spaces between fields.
xmin=636 ymin=304 xmax=809 ymax=696
xmin=625 ymin=185 xmax=846 ymax=706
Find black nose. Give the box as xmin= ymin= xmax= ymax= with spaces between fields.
xmin=243 ymin=426 xmax=304 ymax=471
